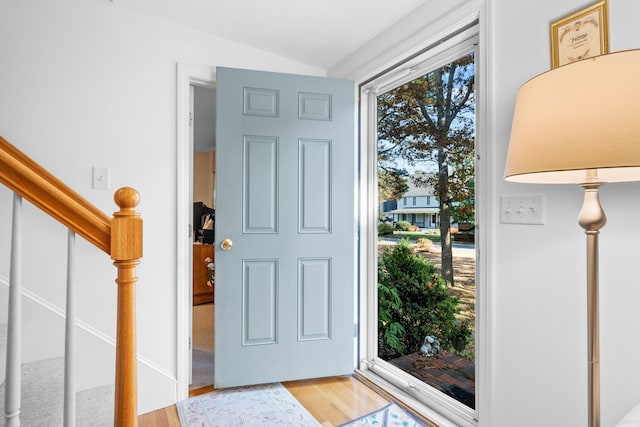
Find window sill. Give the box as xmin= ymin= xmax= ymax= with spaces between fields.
xmin=354 ymin=367 xmax=477 ymax=427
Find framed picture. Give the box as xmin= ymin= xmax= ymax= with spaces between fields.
xmin=550 ymin=0 xmax=609 ymax=68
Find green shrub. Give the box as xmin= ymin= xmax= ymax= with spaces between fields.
xmin=378 ymin=240 xmax=471 ymax=359
xmin=378 ymin=222 xmax=395 ymax=235
xmin=378 ymin=281 xmax=406 ymax=355
xmin=395 ymin=220 xmax=411 ymax=231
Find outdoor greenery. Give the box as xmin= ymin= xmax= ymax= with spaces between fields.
xmin=378 ymin=168 xmax=409 ymax=203
xmin=394 ymin=220 xmax=412 ymax=231
xmin=378 ymin=231 xmax=442 ymax=242
xmin=378 ymin=240 xmax=471 ymax=360
xmin=378 ymin=223 xmax=395 ymax=235
xmin=377 ymin=53 xmax=475 ymax=285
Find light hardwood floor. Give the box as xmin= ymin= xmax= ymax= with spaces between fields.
xmin=138 ymin=375 xmax=390 ymax=426
xmin=142 ymin=303 xmax=392 ymax=425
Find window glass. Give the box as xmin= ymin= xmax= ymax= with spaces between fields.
xmin=376 ymin=51 xmax=476 ymax=410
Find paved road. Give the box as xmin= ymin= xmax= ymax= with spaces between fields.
xmin=429 ymin=241 xmax=475 ymax=258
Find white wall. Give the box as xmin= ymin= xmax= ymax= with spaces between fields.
xmin=334 ymin=0 xmax=640 ymax=425
xmin=0 ymin=0 xmax=323 ymax=414
xmin=493 ymin=0 xmax=640 ymax=425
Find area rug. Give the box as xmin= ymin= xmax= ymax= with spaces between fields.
xmin=338 ymin=402 xmax=426 ymax=427
xmin=177 ymin=382 xmax=320 ymax=426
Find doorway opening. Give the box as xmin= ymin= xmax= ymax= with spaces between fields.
xmin=176 ymin=65 xmax=356 ymax=394
xmin=190 ymin=83 xmax=216 ymax=390
xmin=176 ymin=63 xmax=217 ymax=399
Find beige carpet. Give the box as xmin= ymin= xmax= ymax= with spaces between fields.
xmin=193 ymin=303 xmax=214 ymax=352
xmin=0 ymin=324 xmax=114 ymax=425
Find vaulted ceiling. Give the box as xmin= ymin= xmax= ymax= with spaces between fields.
xmin=112 ymin=0 xmax=427 ymax=70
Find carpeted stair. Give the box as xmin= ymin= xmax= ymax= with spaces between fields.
xmin=0 ymin=324 xmax=114 ymax=426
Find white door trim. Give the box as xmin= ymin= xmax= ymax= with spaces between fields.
xmin=176 ymin=63 xmax=216 ymax=400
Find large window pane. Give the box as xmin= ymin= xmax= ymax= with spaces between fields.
xmin=377 ymin=52 xmax=476 ymax=409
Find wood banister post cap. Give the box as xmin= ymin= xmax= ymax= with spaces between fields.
xmin=111 ymin=187 xmax=142 ymax=261
xmin=114 ymin=187 xmax=140 ymax=214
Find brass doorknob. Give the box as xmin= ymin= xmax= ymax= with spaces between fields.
xmin=221 ymin=239 xmax=233 ymax=251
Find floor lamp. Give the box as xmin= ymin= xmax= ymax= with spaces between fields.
xmin=504 ymin=49 xmax=640 ymax=427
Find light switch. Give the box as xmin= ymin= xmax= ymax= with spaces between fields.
xmin=92 ymin=167 xmax=111 ymax=190
xmin=500 ymin=194 xmax=544 ymax=225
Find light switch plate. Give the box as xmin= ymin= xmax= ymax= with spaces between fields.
xmin=92 ymin=167 xmax=111 ymax=190
xmin=500 ymin=194 xmax=544 ymax=225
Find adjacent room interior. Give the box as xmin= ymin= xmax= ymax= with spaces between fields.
xmin=190 ymin=84 xmax=216 ymax=390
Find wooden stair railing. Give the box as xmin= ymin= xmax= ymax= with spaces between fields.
xmin=0 ymin=136 xmax=142 ymax=426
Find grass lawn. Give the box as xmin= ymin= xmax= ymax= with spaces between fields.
xmin=380 ymin=231 xmax=472 ymax=243
xmin=382 ymin=231 xmax=442 ymax=242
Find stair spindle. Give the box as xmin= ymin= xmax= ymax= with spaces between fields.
xmin=5 ymin=194 xmax=22 ymax=427
xmin=64 ymin=230 xmax=77 ymax=427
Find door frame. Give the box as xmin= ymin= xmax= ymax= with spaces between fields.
xmin=176 ymin=63 xmax=216 ymax=399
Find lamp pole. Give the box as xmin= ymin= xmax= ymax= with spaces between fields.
xmin=578 ymin=170 xmax=606 ymax=427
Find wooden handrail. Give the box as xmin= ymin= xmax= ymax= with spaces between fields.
xmin=0 ymin=137 xmax=142 ymax=426
xmin=0 ymin=136 xmax=111 ymax=253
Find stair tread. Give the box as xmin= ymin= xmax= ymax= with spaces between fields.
xmin=0 ymin=357 xmax=114 ymax=426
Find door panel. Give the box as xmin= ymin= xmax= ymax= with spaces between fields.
xmin=299 ymin=138 xmax=331 ymax=233
xmin=243 ymin=135 xmax=278 ymax=233
xmin=298 ymin=257 xmax=331 ymax=341
xmin=215 ymin=67 xmax=355 ymax=388
xmin=242 ymin=259 xmax=277 ymax=346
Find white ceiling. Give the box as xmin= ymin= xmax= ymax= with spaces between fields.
xmin=113 ymin=0 xmax=427 ymax=70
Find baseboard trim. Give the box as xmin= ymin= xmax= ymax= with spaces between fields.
xmin=0 ymin=273 xmax=176 ymax=384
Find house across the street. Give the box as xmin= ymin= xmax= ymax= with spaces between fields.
xmin=383 ymin=183 xmax=440 ymax=229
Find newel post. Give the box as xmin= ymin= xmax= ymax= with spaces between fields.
xmin=111 ymin=187 xmax=142 ymax=427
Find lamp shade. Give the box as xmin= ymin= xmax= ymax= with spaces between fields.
xmin=505 ymin=49 xmax=640 ymax=184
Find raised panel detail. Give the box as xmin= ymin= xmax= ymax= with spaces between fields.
xmin=298 ymin=92 xmax=332 ymax=121
xmin=244 ymin=87 xmax=279 ymax=117
xmin=243 ymin=136 xmax=278 ymax=233
xmin=299 ymin=139 xmax=331 ymax=233
xmin=298 ymin=258 xmax=331 ymax=341
xmin=242 ymin=260 xmax=278 ymax=346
